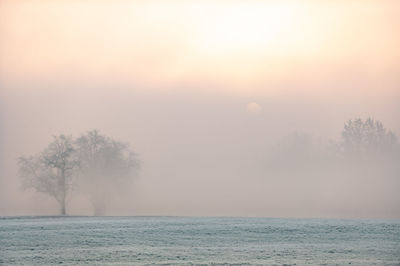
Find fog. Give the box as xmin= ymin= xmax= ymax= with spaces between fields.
xmin=0 ymin=0 xmax=399 ymax=218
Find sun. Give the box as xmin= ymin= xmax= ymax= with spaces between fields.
xmin=247 ymin=102 xmax=262 ymax=115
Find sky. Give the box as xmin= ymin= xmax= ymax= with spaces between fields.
xmin=0 ymin=0 xmax=399 ymax=218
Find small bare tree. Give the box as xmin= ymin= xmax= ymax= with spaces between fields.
xmin=341 ymin=118 xmax=397 ymax=157
xmin=75 ymin=130 xmax=139 ymax=215
xmin=18 ymin=135 xmax=78 ymax=215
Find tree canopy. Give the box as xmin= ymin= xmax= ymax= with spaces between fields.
xmin=18 ymin=131 xmax=139 ymax=215
xmin=75 ymin=130 xmax=139 ymax=215
xmin=341 ymin=118 xmax=397 ymax=156
xmin=18 ymin=135 xmax=78 ymax=215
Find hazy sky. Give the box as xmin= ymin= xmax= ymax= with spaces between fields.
xmin=1 ymin=0 xmax=399 ymax=218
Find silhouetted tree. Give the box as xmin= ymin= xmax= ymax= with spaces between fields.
xmin=75 ymin=130 xmax=139 ymax=215
xmin=18 ymin=135 xmax=78 ymax=215
xmin=341 ymin=118 xmax=397 ymax=157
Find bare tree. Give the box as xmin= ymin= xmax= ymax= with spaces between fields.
xmin=75 ymin=130 xmax=139 ymax=215
xmin=341 ymin=118 xmax=397 ymax=157
xmin=18 ymin=135 xmax=78 ymax=215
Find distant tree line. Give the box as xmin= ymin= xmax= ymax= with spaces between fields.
xmin=266 ymin=118 xmax=399 ymax=186
xmin=18 ymin=130 xmax=139 ymax=215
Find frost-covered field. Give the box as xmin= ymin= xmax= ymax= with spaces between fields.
xmin=1 ymin=216 xmax=399 ymax=265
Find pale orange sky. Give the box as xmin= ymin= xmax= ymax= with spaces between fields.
xmin=1 ymin=0 xmax=399 ymax=91
xmin=0 ymin=0 xmax=399 ymax=218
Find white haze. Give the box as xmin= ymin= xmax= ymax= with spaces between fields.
xmin=1 ymin=83 xmax=399 ymax=218
xmin=0 ymin=0 xmax=399 ymax=218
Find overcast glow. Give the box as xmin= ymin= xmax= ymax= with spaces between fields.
xmin=0 ymin=0 xmax=399 ymax=218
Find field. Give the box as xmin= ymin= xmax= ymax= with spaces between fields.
xmin=1 ymin=216 xmax=399 ymax=265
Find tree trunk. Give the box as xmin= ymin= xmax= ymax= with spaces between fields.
xmin=60 ymin=198 xmax=66 ymax=215
xmin=60 ymin=169 xmax=67 ymax=215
